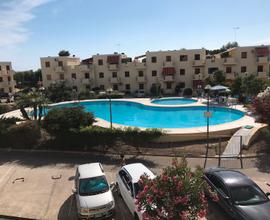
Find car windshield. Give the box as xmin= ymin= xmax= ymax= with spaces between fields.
xmin=79 ymin=175 xmax=109 ymax=196
xmin=231 ymin=185 xmax=268 ymax=205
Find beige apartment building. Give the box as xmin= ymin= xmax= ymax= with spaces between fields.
xmin=40 ymin=45 xmax=270 ymax=95
xmin=0 ymin=62 xmax=16 ymax=94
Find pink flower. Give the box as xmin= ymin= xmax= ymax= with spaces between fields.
xmin=198 ymin=209 xmax=207 ymax=218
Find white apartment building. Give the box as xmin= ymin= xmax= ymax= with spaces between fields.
xmin=0 ymin=62 xmax=16 ymax=94
xmin=40 ymin=45 xmax=270 ymax=95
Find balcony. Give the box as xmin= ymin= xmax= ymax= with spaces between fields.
xmin=257 ymin=57 xmax=269 ymax=64
xmin=135 ymin=62 xmax=146 ymax=69
xmin=55 ymin=66 xmax=64 ymax=72
xmin=136 ymin=76 xmax=146 ymax=83
xmin=79 ymin=65 xmax=90 ymax=71
xmin=82 ymin=78 xmax=91 ymax=84
xmin=163 ymin=75 xmax=174 ymax=82
xmin=225 ymin=73 xmax=235 ymax=80
xmin=163 ymin=61 xmax=174 ymax=67
xmin=192 ymin=60 xmax=205 ymax=67
xmin=108 ymin=64 xmax=118 ymax=71
xmin=0 ymin=70 xmax=8 ymax=75
xmin=193 ymin=74 xmax=203 ymax=80
xmin=109 ymin=77 xmax=121 ymax=84
xmin=257 ymin=72 xmax=268 ymax=78
xmin=223 ymin=57 xmax=236 ymax=65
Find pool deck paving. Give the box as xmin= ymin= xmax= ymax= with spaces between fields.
xmin=0 ymin=150 xmax=269 ymax=220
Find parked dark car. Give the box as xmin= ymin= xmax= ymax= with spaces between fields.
xmin=204 ymin=168 xmax=270 ymax=220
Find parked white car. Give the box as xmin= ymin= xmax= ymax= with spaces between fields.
xmin=73 ymin=163 xmax=115 ymax=219
xmin=116 ymin=163 xmax=155 ymax=220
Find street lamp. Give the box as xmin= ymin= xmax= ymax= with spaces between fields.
xmin=204 ymin=84 xmax=212 ymax=168
xmin=106 ymin=88 xmax=113 ymax=129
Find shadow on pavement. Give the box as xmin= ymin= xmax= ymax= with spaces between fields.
xmin=0 ymin=151 xmax=156 ymax=169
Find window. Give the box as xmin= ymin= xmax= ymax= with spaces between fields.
xmin=9 ymin=87 xmax=12 ymax=93
xmin=100 ymin=85 xmax=105 ymax=90
xmin=58 ymin=61 xmax=63 ymax=67
xmin=151 ymin=57 xmax=157 ymax=63
xmin=6 ymin=65 xmax=10 ymax=71
xmin=71 ymin=73 xmax=76 ymax=79
xmin=166 ymin=56 xmax=171 ymax=62
xmin=138 ymin=71 xmax=144 ymax=77
xmin=7 ymin=76 xmax=11 ymax=82
xmin=125 ymin=84 xmax=130 ymax=90
xmin=125 ymin=71 xmax=130 ymax=77
xmin=179 ymin=82 xmax=185 ymax=88
xmin=0 ymin=77 xmax=2 ymax=82
xmin=258 ymin=65 xmax=264 ymax=72
xmin=208 ymin=67 xmax=218 ymax=74
xmin=152 ymin=70 xmax=157 ymax=77
xmin=206 ymin=174 xmax=229 ymax=197
xmin=139 ymin=83 xmax=144 ymax=90
xmin=166 ymin=82 xmax=172 ymax=89
xmin=85 ymin=73 xmax=90 ymax=79
xmin=112 ymin=72 xmax=117 ymax=78
xmin=241 ymin=52 xmax=247 ymax=59
xmin=241 ymin=66 xmax=247 ymax=73
xmin=180 ymin=69 xmax=185 ymax=75
xmin=113 ymin=84 xmax=118 ymax=91
xmin=194 ymin=54 xmax=200 ymax=60
xmin=99 ymin=72 xmax=104 ymax=78
xmin=72 ymin=86 xmax=77 ymax=92
xmin=46 ymin=74 xmax=52 ymax=80
xmin=180 ymin=55 xmax=188 ymax=61
xmin=45 ymin=61 xmax=50 ymax=68
xmin=86 ymin=85 xmax=91 ymax=90
xmin=98 ymin=59 xmax=103 ymax=65
xmin=226 ymin=67 xmax=232 ymax=73
xmin=195 ymin=68 xmax=200 ymax=74
xmin=0 ymin=66 xmax=1 ymax=70
xmin=60 ymin=74 xmax=64 ymax=80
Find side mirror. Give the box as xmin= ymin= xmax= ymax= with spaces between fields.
xmin=110 ymin=182 xmax=115 ymax=189
xmin=72 ymin=187 xmax=77 ymax=194
xmin=266 ymin=192 xmax=270 ymax=197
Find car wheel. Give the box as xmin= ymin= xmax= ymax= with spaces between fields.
xmin=134 ymin=213 xmax=139 ymax=220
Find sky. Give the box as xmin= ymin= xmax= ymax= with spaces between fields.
xmin=0 ymin=0 xmax=270 ymax=71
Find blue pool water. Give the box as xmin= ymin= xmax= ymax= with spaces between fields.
xmin=151 ymin=98 xmax=197 ymax=105
xmin=51 ymin=100 xmax=244 ymax=128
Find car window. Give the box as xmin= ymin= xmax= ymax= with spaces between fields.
xmin=231 ymin=185 xmax=268 ymax=205
xmin=207 ymin=174 xmax=229 ymax=197
xmin=119 ymin=170 xmax=133 ymax=195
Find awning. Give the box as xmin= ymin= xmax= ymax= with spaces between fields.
xmin=210 ymin=85 xmax=229 ymax=91
xmin=255 ymin=47 xmax=269 ymax=56
xmin=162 ymin=67 xmax=175 ymax=75
xmin=107 ymin=55 xmax=120 ymax=64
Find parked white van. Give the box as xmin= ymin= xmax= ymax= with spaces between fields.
xmin=73 ymin=163 xmax=115 ymax=219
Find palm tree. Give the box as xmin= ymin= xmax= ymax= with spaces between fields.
xmin=16 ymin=91 xmax=48 ymax=121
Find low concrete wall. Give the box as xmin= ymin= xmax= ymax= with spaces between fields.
xmin=155 ymin=127 xmax=238 ymax=143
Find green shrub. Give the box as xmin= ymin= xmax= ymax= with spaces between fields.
xmin=5 ymin=121 xmax=41 ymax=148
xmin=97 ymin=93 xmax=124 ymax=99
xmin=78 ymin=91 xmax=95 ymax=100
xmin=0 ymin=116 xmax=20 ymax=136
xmin=43 ymin=107 xmax=95 ymax=135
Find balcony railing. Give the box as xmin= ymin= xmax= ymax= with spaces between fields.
xmin=163 ymin=61 xmax=174 ymax=67
xmin=136 ymin=76 xmax=146 ymax=83
xmin=192 ymin=60 xmax=205 ymax=66
xmin=79 ymin=65 xmax=90 ymax=71
xmin=193 ymin=74 xmax=203 ymax=80
xmin=108 ymin=64 xmax=118 ymax=71
xmin=109 ymin=77 xmax=121 ymax=83
xmin=135 ymin=62 xmax=146 ymax=69
xmin=163 ymin=75 xmax=174 ymax=82
xmin=225 ymin=73 xmax=235 ymax=80
xmin=54 ymin=66 xmax=64 ymax=72
xmin=257 ymin=72 xmax=268 ymax=78
xmin=223 ymin=57 xmax=236 ymax=65
xmin=257 ymin=57 xmax=269 ymax=64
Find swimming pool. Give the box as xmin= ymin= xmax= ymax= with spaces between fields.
xmin=151 ymin=98 xmax=197 ymax=105
xmin=52 ymin=100 xmax=244 ymax=129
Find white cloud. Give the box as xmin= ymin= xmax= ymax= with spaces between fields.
xmin=0 ymin=0 xmax=51 ymax=48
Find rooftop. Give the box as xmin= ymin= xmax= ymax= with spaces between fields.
xmin=78 ymin=163 xmax=104 ymax=179
xmin=123 ymin=163 xmax=155 ymax=183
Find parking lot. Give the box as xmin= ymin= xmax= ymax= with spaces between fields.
xmin=0 ymin=150 xmax=268 ymax=220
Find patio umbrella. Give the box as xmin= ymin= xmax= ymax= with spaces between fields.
xmin=210 ymin=85 xmax=229 ymax=91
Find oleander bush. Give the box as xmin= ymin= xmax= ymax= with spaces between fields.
xmin=136 ymin=158 xmax=219 ymax=220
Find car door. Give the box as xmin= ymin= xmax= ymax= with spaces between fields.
xmin=206 ymin=174 xmax=235 ymax=217
xmin=118 ymin=170 xmax=135 ymax=214
xmin=74 ymin=168 xmax=81 ymax=212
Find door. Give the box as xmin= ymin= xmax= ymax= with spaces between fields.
xmin=118 ymin=170 xmax=135 ymax=214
